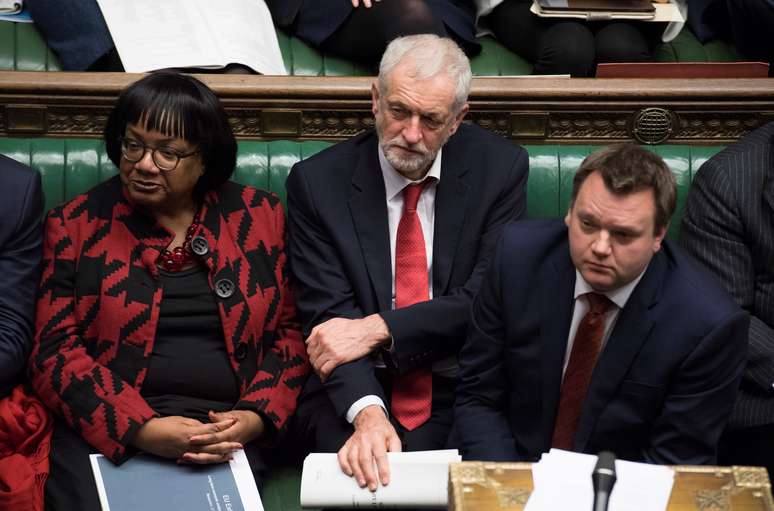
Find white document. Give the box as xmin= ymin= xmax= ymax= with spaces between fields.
xmin=95 ymin=0 xmax=287 ymax=75
xmin=300 ymin=449 xmax=461 ymax=508
xmin=530 ymin=1 xmax=684 ymax=22
xmin=90 ymin=449 xmax=263 ymax=511
xmin=525 ymin=449 xmax=675 ymax=511
xmin=0 ymin=1 xmax=21 ymax=14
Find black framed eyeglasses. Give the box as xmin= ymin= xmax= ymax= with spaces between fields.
xmin=119 ymin=137 xmax=199 ymax=172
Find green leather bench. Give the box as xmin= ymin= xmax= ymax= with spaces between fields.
xmin=0 ymin=136 xmax=724 ymax=510
xmin=0 ymin=20 xmax=741 ymax=75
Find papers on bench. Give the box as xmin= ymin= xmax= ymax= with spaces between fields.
xmin=90 ymin=449 xmax=263 ymax=511
xmin=300 ymin=449 xmax=461 ymax=508
xmin=525 ymin=449 xmax=675 ymax=511
xmin=531 ymin=0 xmax=684 ymax=22
xmin=95 ymin=0 xmax=287 ymax=75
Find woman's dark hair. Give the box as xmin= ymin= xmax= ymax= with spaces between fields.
xmin=104 ymin=71 xmax=237 ymax=197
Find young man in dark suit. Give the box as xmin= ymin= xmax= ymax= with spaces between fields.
xmin=287 ymin=34 xmax=528 ymax=491
xmin=682 ymin=122 xmax=774 ymax=476
xmin=0 ymin=155 xmax=43 ymax=398
xmin=456 ymin=144 xmax=747 ymax=464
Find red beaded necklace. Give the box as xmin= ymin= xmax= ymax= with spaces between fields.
xmin=157 ymin=213 xmax=201 ymax=272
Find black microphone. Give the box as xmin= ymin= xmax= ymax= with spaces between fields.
xmin=592 ymin=451 xmax=617 ymax=511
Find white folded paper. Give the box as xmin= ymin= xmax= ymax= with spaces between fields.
xmin=95 ymin=0 xmax=287 ymax=75
xmin=525 ymin=449 xmax=675 ymax=511
xmin=300 ymin=449 xmax=461 ymax=508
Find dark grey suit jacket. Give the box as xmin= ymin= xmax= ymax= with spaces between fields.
xmin=457 ymin=220 xmax=748 ymax=464
xmin=287 ymin=124 xmax=528 ymax=417
xmin=681 ymin=122 xmax=774 ymax=428
xmin=0 ymin=155 xmax=43 ymax=397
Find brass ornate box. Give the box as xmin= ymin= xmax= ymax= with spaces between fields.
xmin=450 ymin=462 xmax=774 ymax=511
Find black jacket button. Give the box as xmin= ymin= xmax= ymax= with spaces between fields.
xmin=214 ymin=278 xmax=235 ymax=299
xmin=191 ymin=236 xmax=209 ymax=256
xmin=234 ymin=343 xmax=248 ymax=361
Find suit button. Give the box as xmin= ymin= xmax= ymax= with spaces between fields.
xmin=235 ymin=342 xmax=248 ymax=361
xmin=190 ymin=236 xmax=209 ymax=256
xmin=215 ymin=278 xmax=235 ymax=299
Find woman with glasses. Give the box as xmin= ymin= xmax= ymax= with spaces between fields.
xmin=29 ymin=72 xmax=309 ymax=509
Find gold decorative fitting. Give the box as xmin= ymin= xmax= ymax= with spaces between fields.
xmin=694 ymin=489 xmax=730 ymax=511
xmin=632 ymin=107 xmax=674 ymax=145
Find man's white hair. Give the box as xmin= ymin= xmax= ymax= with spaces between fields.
xmin=378 ymin=34 xmax=472 ymax=114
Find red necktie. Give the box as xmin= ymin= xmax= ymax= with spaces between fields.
xmin=551 ymin=292 xmax=613 ymax=450
xmin=390 ymin=181 xmax=433 ymax=431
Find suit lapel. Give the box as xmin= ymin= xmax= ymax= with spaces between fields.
xmin=574 ymin=251 xmax=665 ymax=451
xmin=540 ymin=244 xmax=576 ymax=449
xmin=349 ymin=142 xmax=392 ymax=311
xmin=432 ymin=140 xmax=470 ymax=295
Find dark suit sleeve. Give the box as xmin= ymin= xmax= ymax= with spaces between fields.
xmin=681 ymin=160 xmax=774 ymax=394
xmin=381 ymin=147 xmax=528 ymax=373
xmin=454 ymin=235 xmax=519 ymax=461
xmin=645 ymin=310 xmax=748 ymax=465
xmin=286 ymin=164 xmax=386 ymax=414
xmin=0 ymin=169 xmax=43 ymax=396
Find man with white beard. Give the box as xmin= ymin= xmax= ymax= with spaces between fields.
xmin=286 ymin=34 xmax=528 ymax=492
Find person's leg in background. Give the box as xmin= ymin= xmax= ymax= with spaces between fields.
xmin=321 ymin=0 xmax=448 ymax=65
xmin=486 ymin=0 xmax=596 ymax=76
xmin=594 ymin=21 xmax=654 ymax=66
xmin=726 ymin=0 xmax=774 ymax=76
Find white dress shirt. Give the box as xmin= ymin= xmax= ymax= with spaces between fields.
xmin=345 ymin=147 xmax=446 ymax=423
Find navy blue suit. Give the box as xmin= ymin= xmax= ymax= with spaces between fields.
xmin=456 ymin=219 xmax=748 ymax=464
xmin=287 ymin=124 xmax=528 ymax=450
xmin=0 ymin=155 xmax=43 ymax=397
xmin=266 ymin=0 xmax=478 ymax=49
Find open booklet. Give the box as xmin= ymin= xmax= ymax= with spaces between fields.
xmin=531 ymin=0 xmax=684 ymax=22
xmin=90 ymin=449 xmax=263 ymax=511
xmin=300 ymin=449 xmax=461 ymax=508
xmin=95 ymin=0 xmax=287 ymax=75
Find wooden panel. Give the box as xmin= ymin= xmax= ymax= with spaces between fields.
xmin=450 ymin=462 xmax=774 ymax=511
xmin=0 ymin=72 xmax=773 ymax=143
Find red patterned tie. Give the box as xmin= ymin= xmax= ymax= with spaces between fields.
xmin=551 ymin=292 xmax=613 ymax=450
xmin=390 ymin=181 xmax=433 ymax=431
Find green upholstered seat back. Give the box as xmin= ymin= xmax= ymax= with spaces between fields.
xmin=0 ymin=137 xmax=723 ymax=241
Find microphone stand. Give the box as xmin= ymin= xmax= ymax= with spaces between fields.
xmin=592 ymin=451 xmax=617 ymax=511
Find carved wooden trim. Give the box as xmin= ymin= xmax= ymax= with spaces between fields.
xmin=1 ymin=72 xmax=772 ymax=143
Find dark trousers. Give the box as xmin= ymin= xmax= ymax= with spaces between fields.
xmin=44 ymin=419 xmax=267 ymax=511
xmin=289 ymin=371 xmax=457 ymax=456
xmin=727 ymin=0 xmax=774 ymax=76
xmin=718 ymin=423 xmax=774 ymax=480
xmin=486 ymin=0 xmax=661 ymax=77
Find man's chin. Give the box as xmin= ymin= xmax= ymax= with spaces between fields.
xmin=385 ymin=153 xmax=427 ymax=175
xmin=581 ymin=269 xmax=616 ymax=293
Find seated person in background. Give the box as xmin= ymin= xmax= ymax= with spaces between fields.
xmin=26 ymin=0 xmax=119 ymax=71
xmin=726 ymin=0 xmax=774 ymax=76
xmin=286 ymin=34 xmax=528 ymax=491
xmin=267 ymin=0 xmax=481 ymax=66
xmin=456 ymin=144 xmax=748 ymax=464
xmin=26 ymin=0 xmax=256 ymax=73
xmin=681 ymin=122 xmax=774 ymax=477
xmin=29 ymin=72 xmax=309 ymax=510
xmin=0 ymin=155 xmax=43 ymax=398
xmin=476 ymin=0 xmax=665 ymax=76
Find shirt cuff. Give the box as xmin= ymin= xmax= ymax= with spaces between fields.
xmin=346 ymin=395 xmax=388 ymax=424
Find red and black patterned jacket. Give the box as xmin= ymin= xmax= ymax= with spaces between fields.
xmin=30 ymin=177 xmax=309 ymax=463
